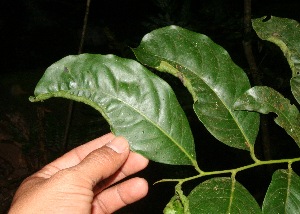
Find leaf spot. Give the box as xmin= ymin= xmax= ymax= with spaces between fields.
xmin=272 ymin=32 xmax=281 ymax=37
xmin=64 ymin=67 xmax=70 ymax=73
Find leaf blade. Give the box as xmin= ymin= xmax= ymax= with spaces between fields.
xmin=252 ymin=16 xmax=300 ymax=78
xmin=29 ymin=54 xmax=197 ymax=165
xmin=133 ymin=26 xmax=259 ymax=150
xmin=262 ymin=169 xmax=300 ymax=214
xmin=234 ymin=86 xmax=300 ymax=147
xmin=252 ymin=16 xmax=300 ymax=104
xmin=188 ymin=177 xmax=261 ymax=214
xmin=291 ymin=76 xmax=300 ymax=104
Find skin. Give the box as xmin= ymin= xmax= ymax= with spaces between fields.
xmin=9 ymin=133 xmax=149 ymax=214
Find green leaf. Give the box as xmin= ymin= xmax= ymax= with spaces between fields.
xmin=164 ymin=195 xmax=187 ymax=214
xmin=164 ymin=183 xmax=190 ymax=214
xmin=252 ymin=16 xmax=300 ymax=78
xmin=29 ymin=54 xmax=197 ymax=166
xmin=252 ymin=16 xmax=300 ymax=103
xmin=262 ymin=169 xmax=300 ymax=214
xmin=234 ymin=86 xmax=300 ymax=147
xmin=133 ymin=25 xmax=259 ymax=151
xmin=291 ymin=75 xmax=300 ymax=104
xmin=188 ymin=177 xmax=261 ymax=214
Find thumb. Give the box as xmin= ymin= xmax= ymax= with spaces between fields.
xmin=72 ymin=136 xmax=130 ymax=188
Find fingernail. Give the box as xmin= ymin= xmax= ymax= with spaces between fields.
xmin=106 ymin=137 xmax=128 ymax=154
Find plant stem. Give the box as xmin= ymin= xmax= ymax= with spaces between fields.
xmin=155 ymin=156 xmax=300 ymax=184
xmin=78 ymin=0 xmax=91 ymax=54
xmin=249 ymin=143 xmax=260 ymax=163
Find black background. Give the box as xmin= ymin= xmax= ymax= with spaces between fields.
xmin=1 ymin=0 xmax=300 ymax=213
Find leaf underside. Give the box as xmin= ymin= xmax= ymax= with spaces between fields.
xmin=188 ymin=177 xmax=261 ymax=214
xmin=29 ymin=54 xmax=196 ymax=165
xmin=133 ymin=25 xmax=259 ymax=151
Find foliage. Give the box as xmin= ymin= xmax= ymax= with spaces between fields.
xmin=29 ymin=16 xmax=300 ymax=213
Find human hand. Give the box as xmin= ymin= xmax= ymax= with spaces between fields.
xmin=9 ymin=133 xmax=149 ymax=214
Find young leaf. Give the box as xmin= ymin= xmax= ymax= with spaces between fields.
xmin=188 ymin=177 xmax=261 ymax=214
xmin=164 ymin=195 xmax=190 ymax=214
xmin=164 ymin=195 xmax=186 ymax=214
xmin=133 ymin=25 xmax=259 ymax=151
xmin=164 ymin=183 xmax=190 ymax=214
xmin=234 ymin=86 xmax=300 ymax=147
xmin=252 ymin=16 xmax=300 ymax=104
xmin=29 ymin=54 xmax=197 ymax=166
xmin=262 ymin=169 xmax=300 ymax=214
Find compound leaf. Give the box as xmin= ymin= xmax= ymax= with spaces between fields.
xmin=29 ymin=54 xmax=197 ymax=166
xmin=133 ymin=25 xmax=259 ymax=151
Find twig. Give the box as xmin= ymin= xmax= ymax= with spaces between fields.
xmin=78 ymin=0 xmax=91 ymax=54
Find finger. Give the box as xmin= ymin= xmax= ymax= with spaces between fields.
xmin=71 ymin=136 xmax=130 ymax=187
xmin=94 ymin=152 xmax=149 ymax=194
xmin=92 ymin=177 xmax=148 ymax=214
xmin=53 ymin=133 xmax=116 ymax=168
xmin=34 ymin=133 xmax=116 ymax=178
xmin=118 ymin=152 xmax=149 ymax=179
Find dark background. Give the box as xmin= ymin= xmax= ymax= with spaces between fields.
xmin=1 ymin=0 xmax=300 ymax=72
xmin=1 ymin=0 xmax=300 ymax=213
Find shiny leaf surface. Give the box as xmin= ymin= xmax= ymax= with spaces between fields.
xmin=133 ymin=25 xmax=259 ymax=151
xmin=29 ymin=54 xmax=197 ymax=165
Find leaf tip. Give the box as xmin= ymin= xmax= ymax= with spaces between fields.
xmin=29 ymin=96 xmax=37 ymax=102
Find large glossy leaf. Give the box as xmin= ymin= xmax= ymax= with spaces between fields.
xmin=29 ymin=54 xmax=197 ymax=165
xmin=252 ymin=16 xmax=300 ymax=104
xmin=188 ymin=177 xmax=261 ymax=214
xmin=262 ymin=169 xmax=300 ymax=214
xmin=234 ymin=86 xmax=300 ymax=147
xmin=133 ymin=25 xmax=259 ymax=151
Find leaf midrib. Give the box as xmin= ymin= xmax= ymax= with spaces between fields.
xmin=141 ymin=30 xmax=252 ymax=146
xmin=39 ymin=87 xmax=195 ymax=164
